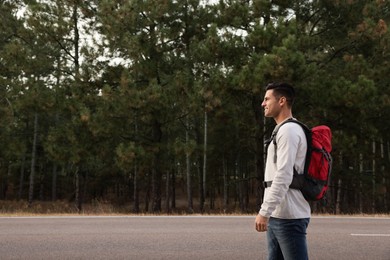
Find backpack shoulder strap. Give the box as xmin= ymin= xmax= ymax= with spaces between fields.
xmin=266 ymin=118 xmax=295 ymax=163
xmin=267 ymin=118 xmax=311 ymax=166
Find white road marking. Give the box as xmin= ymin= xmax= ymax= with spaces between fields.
xmin=351 ymin=233 xmax=390 ymax=237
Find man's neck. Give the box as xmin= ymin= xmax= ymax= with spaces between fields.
xmin=274 ymin=112 xmax=293 ymax=125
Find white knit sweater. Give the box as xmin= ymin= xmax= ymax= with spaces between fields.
xmin=259 ymin=119 xmax=311 ymax=219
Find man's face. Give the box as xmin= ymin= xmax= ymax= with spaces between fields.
xmin=261 ymin=89 xmax=281 ymax=118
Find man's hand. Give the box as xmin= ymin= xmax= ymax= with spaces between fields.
xmin=255 ymin=214 xmax=269 ymax=232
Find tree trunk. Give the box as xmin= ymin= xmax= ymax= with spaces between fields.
xmin=72 ymin=4 xmax=80 ymax=79
xmin=236 ymin=158 xmax=244 ymax=212
xmin=133 ymin=164 xmax=139 ymax=213
xmin=51 ymin=163 xmax=58 ymax=201
xmin=336 ymin=178 xmax=342 ymax=214
xmin=381 ymin=140 xmax=387 ymax=212
xmin=384 ymin=177 xmax=388 ymax=213
xmin=202 ymin=110 xmax=207 ymax=206
xmin=372 ymin=141 xmax=376 ymax=213
xmin=133 ymin=114 xmax=140 ymax=213
xmin=165 ymin=170 xmax=170 ymax=213
xmin=144 ymin=173 xmax=150 ymax=212
xmin=171 ymin=165 xmax=176 ymax=210
xmin=151 ymin=164 xmax=162 ymax=213
xmin=197 ymin=154 xmax=203 ymax=212
xmin=242 ymin=170 xmax=249 ymax=213
xmin=1 ymin=164 xmax=12 ymax=199
xmin=185 ymin=115 xmax=193 ymax=213
xmin=28 ymin=113 xmax=38 ymax=207
xmin=51 ymin=111 xmax=59 ymax=202
xmin=359 ymin=153 xmax=363 ymax=213
xmin=151 ymin=119 xmax=162 ymax=213
xmin=74 ymin=167 xmax=82 ymax=212
xmin=195 ymin=118 xmax=204 ymax=212
xmin=18 ymin=154 xmax=26 ymax=200
xmin=39 ymin=163 xmax=44 ymax=201
xmin=223 ymin=156 xmax=228 ymax=212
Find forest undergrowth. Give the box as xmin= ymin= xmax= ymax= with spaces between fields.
xmin=1 ymin=200 xmax=388 ymax=217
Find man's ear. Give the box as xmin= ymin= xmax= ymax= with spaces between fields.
xmin=279 ymin=96 xmax=286 ymax=106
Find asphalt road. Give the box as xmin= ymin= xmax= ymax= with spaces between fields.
xmin=0 ymin=215 xmax=389 ymax=260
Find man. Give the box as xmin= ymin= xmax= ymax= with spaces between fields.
xmin=255 ymin=82 xmax=311 ymax=260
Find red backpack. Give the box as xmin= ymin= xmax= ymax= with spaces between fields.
xmin=265 ymin=119 xmax=332 ymax=201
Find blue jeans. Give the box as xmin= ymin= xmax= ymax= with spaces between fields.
xmin=267 ymin=217 xmax=310 ymax=260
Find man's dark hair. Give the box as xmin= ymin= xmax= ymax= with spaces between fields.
xmin=265 ymin=82 xmax=295 ymax=107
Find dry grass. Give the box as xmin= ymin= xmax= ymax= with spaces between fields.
xmin=1 ymin=200 xmax=388 ymax=217
xmin=0 ymin=200 xmax=129 ymax=216
xmin=0 ymin=200 xmax=243 ymax=216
